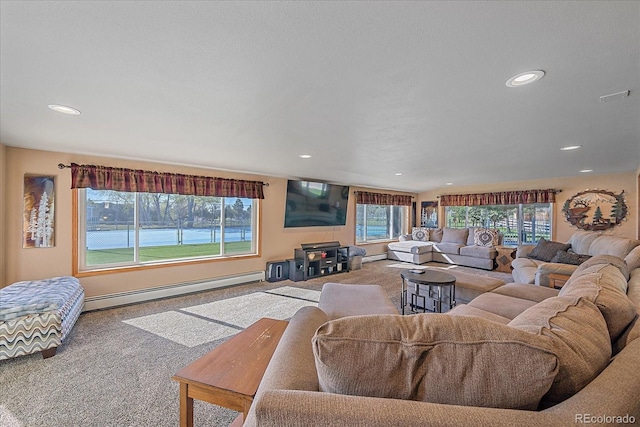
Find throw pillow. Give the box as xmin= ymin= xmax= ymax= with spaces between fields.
xmin=441 ymin=227 xmax=469 ymax=245
xmin=550 ymin=250 xmax=591 ymax=266
xmin=527 ymin=238 xmax=571 ymax=262
xmin=411 ymin=227 xmax=429 ymax=242
xmin=313 ymin=314 xmax=558 ymax=410
xmin=474 ymin=228 xmax=500 ymax=247
xmin=508 ymin=296 xmax=611 ymax=407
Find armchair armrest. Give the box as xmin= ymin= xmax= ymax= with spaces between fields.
xmin=516 ymin=244 xmax=536 ymax=258
xmin=535 ymin=263 xmax=578 ymax=287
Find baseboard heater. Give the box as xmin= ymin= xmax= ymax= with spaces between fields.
xmin=83 ymin=271 xmax=265 ymax=312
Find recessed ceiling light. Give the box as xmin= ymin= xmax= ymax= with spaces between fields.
xmin=394 ymin=172 xmax=403 ymax=176
xmin=445 ymin=182 xmax=454 ymax=186
xmin=560 ymin=145 xmax=582 ymax=151
xmin=579 ymin=169 xmax=594 ymax=173
xmin=48 ymin=104 xmax=81 ymax=115
xmin=506 ymin=70 xmax=545 ymax=88
xmin=298 ymin=154 xmax=312 ymax=159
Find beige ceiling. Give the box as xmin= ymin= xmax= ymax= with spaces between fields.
xmin=1 ymin=1 xmax=639 ymax=193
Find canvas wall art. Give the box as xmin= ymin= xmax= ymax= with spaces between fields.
xmin=23 ymin=175 xmax=55 ymax=248
xmin=420 ymin=201 xmax=438 ymax=228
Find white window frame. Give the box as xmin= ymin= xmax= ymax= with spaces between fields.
xmin=356 ymin=203 xmax=408 ymax=243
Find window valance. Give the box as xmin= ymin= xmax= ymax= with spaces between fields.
xmin=355 ymin=191 xmax=413 ymax=206
xmin=64 ymin=163 xmax=265 ymax=199
xmin=440 ymin=189 xmax=558 ymax=207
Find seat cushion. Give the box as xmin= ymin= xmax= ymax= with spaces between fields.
xmin=432 ymin=242 xmax=463 ymax=255
xmin=509 ymin=296 xmax=611 ymax=407
xmin=447 ymin=304 xmax=511 ymax=324
xmin=387 ymin=241 xmax=434 ymax=255
xmin=313 ymin=313 xmax=558 ymax=410
xmin=459 ymin=245 xmax=497 ymax=259
xmin=467 ymin=293 xmax=538 ymax=320
xmin=491 ymin=283 xmax=559 ymax=303
xmin=318 ymin=283 xmax=398 ymax=320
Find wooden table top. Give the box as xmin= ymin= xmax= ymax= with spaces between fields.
xmin=172 ymin=317 xmax=288 ymax=397
xmin=401 ymin=269 xmax=456 ymax=285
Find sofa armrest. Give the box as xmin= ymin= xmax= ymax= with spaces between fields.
xmin=516 ymin=244 xmax=536 ymax=258
xmin=253 ymin=390 xmax=564 ymax=427
xmin=534 ymin=263 xmax=578 ymax=287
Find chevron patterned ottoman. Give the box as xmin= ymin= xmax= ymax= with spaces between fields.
xmin=0 ymin=276 xmax=84 ymax=360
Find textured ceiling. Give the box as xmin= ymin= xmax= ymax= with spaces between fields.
xmin=1 ymin=1 xmax=639 ymax=193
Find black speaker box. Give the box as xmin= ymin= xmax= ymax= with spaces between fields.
xmin=266 ymin=260 xmax=290 ymax=282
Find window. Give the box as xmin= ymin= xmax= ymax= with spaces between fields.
xmin=78 ymin=189 xmax=258 ymax=271
xmin=356 ymin=203 xmax=407 ymax=243
xmin=444 ymin=203 xmax=552 ymax=246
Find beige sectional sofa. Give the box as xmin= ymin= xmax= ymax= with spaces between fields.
xmin=512 ymin=230 xmax=640 ymax=286
xmin=244 ymin=255 xmax=640 ymax=426
xmin=387 ymin=227 xmax=501 ymax=270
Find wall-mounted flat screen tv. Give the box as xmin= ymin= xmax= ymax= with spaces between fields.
xmin=284 ymin=180 xmax=349 ymax=227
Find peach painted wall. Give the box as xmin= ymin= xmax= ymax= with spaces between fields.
xmin=0 ymin=143 xmax=6 ymax=285
xmin=3 ymin=146 xmax=371 ymax=295
xmin=418 ymin=172 xmax=637 ymax=243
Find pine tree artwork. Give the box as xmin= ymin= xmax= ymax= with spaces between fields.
xmin=23 ymin=175 xmax=55 ymax=248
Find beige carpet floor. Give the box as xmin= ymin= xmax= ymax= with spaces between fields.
xmin=0 ymin=260 xmax=512 ymax=427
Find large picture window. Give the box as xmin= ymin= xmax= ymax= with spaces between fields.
xmin=444 ymin=203 xmax=552 ymax=246
xmin=78 ymin=189 xmax=258 ymax=271
xmin=356 ymin=204 xmax=407 ymax=243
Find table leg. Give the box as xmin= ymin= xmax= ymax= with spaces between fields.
xmin=401 ymin=278 xmax=406 ymax=315
xmin=436 ymin=286 xmax=442 ymax=313
xmin=179 ymin=382 xmax=194 ymax=427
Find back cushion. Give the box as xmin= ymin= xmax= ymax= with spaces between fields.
xmin=313 ymin=314 xmax=558 ymax=410
xmin=559 ymin=263 xmax=635 ymax=341
xmin=441 ymin=227 xmax=469 ymax=245
xmin=430 ymin=228 xmax=443 ymax=243
xmin=508 ymin=296 xmax=611 ymax=407
xmin=571 ymin=254 xmax=629 ymax=281
xmin=624 ymin=245 xmax=640 ymax=272
xmin=568 ymin=231 xmax=600 ymax=255
xmin=589 ymin=235 xmax=640 ymax=258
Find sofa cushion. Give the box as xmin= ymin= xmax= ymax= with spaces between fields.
xmin=491 ymin=283 xmax=559 ymax=303
xmin=572 ymin=254 xmax=629 ymax=281
xmin=559 ymin=264 xmax=636 ymax=341
xmin=466 ymin=227 xmax=477 ymax=246
xmin=550 ymin=250 xmax=591 ymax=265
xmin=432 ymin=242 xmax=463 ymax=255
xmin=467 ymin=293 xmax=537 ymax=320
xmin=313 ymin=314 xmax=558 ymax=410
xmin=527 ymin=238 xmax=571 ymax=262
xmin=624 ymin=245 xmax=640 ymax=272
xmin=430 ymin=228 xmax=443 ymax=243
xmin=446 ymin=304 xmax=511 ymax=324
xmin=388 ymin=241 xmax=434 ymax=255
xmin=411 ymin=227 xmax=429 ymax=242
xmin=474 ymin=228 xmax=500 ymax=247
xmin=459 ymin=245 xmax=497 ymax=259
xmin=441 ymin=227 xmax=469 ymax=245
xmin=508 ymin=296 xmax=611 ymax=407
xmin=588 ymin=235 xmax=640 ymax=259
xmin=567 ymin=231 xmax=600 ymax=255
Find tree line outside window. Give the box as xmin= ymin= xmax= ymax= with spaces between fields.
xmin=444 ymin=203 xmax=552 ymax=246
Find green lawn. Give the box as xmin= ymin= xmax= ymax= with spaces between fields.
xmin=87 ymin=241 xmax=252 ymax=265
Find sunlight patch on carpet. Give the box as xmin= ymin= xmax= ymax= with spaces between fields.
xmin=386 ymin=262 xmax=427 ymax=269
xmin=266 ymin=286 xmax=321 ymax=302
xmin=123 ymin=311 xmax=239 ymax=347
xmin=182 ymin=292 xmax=317 ymax=328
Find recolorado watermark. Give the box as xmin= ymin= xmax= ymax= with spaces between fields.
xmin=575 ymin=414 xmax=636 ymax=424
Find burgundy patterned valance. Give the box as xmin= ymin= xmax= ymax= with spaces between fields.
xmin=68 ymin=163 xmax=265 ymax=199
xmin=355 ymin=191 xmax=413 ymax=206
xmin=440 ymin=189 xmax=558 ymax=207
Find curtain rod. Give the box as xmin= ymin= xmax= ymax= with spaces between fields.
xmin=58 ymin=163 xmax=269 ymax=187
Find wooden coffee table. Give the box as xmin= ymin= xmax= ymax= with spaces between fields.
xmin=172 ymin=318 xmax=288 ymax=427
